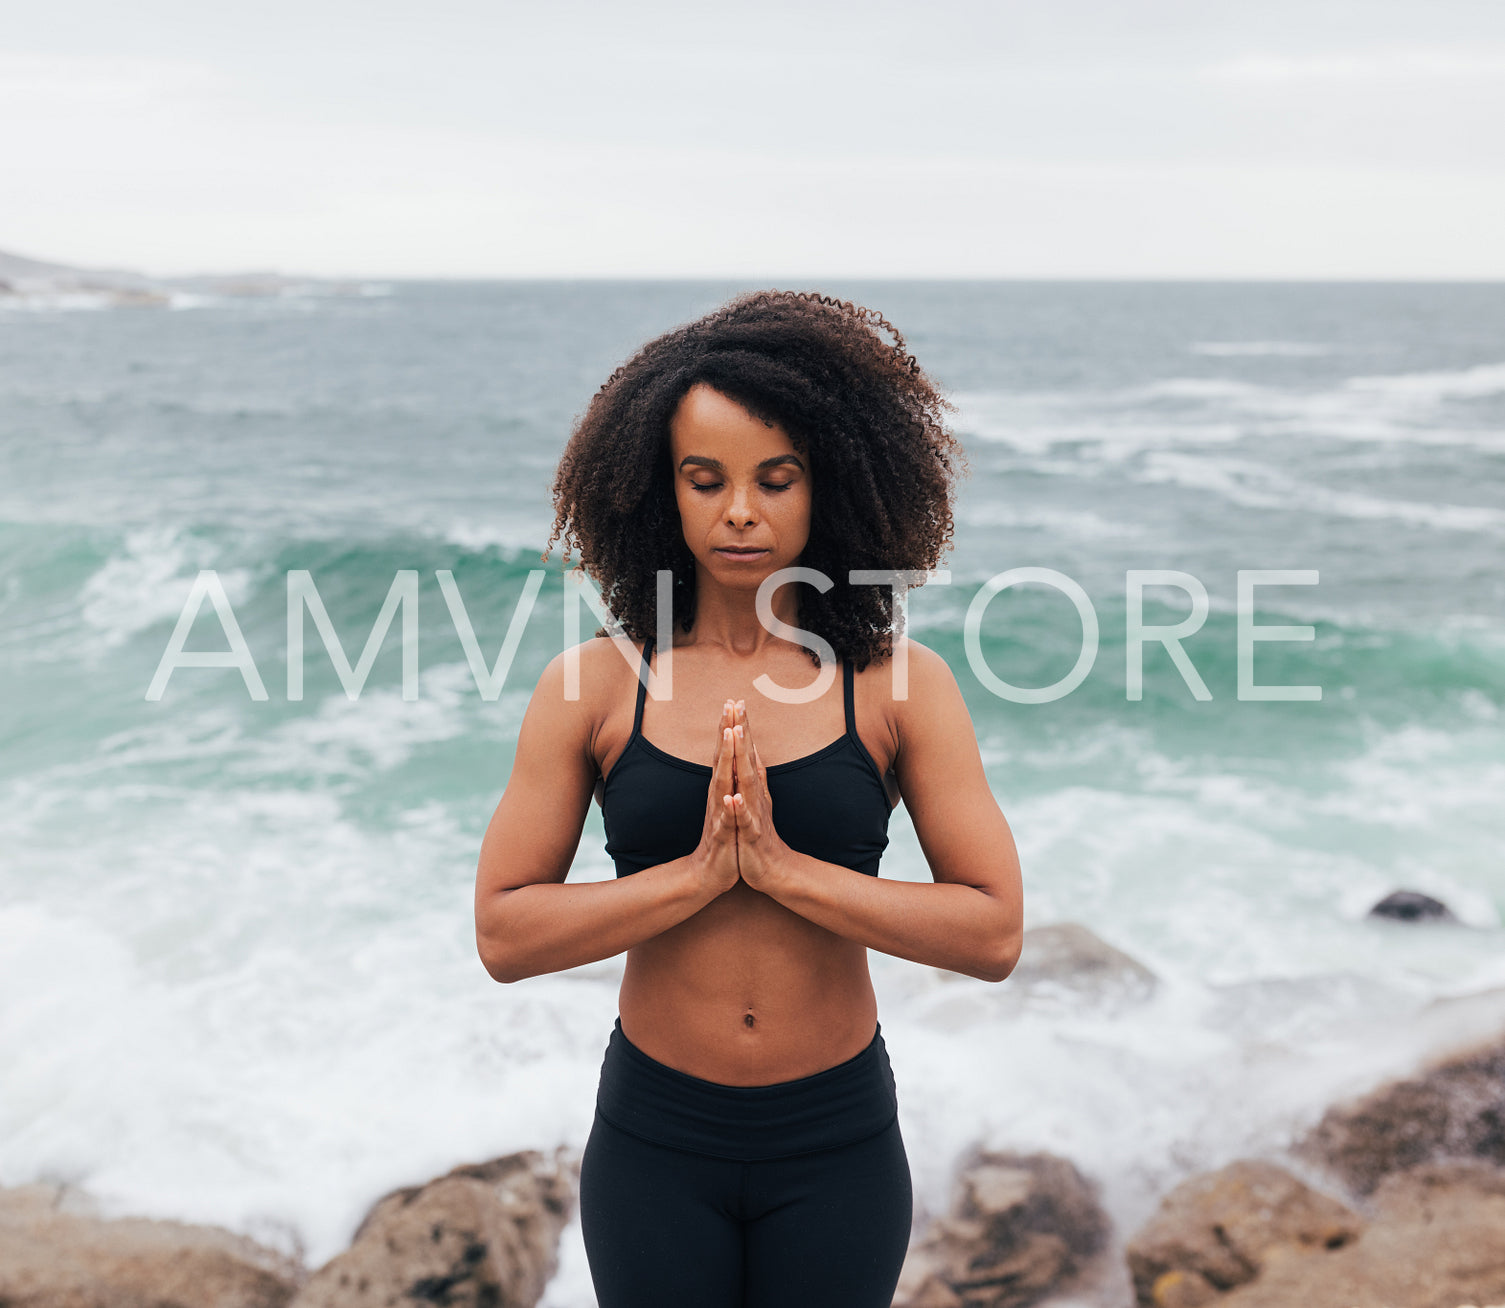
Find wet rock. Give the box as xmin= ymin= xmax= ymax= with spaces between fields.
xmin=1212 ymin=1160 xmax=1505 ymax=1308
xmin=895 ymin=1148 xmax=1111 ymax=1308
xmin=919 ymin=923 xmax=1158 ymax=1030
xmin=1367 ymin=890 xmax=1458 ymax=923
xmin=1008 ymin=922 xmax=1158 ymax=1004
xmin=1294 ymin=1032 xmax=1505 ymax=1195
xmin=0 ymin=1180 xmax=304 ymax=1307
xmin=1125 ymin=1160 xmax=1363 ymax=1306
xmin=289 ymin=1148 xmax=575 ymax=1308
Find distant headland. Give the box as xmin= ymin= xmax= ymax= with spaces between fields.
xmin=0 ymin=247 xmax=379 ymax=308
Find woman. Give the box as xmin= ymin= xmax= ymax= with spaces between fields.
xmin=475 ymin=290 xmax=1024 ymax=1307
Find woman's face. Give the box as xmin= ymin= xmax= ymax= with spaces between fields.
xmin=669 ymin=382 xmax=812 ymax=587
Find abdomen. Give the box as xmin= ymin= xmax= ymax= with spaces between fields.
xmin=617 ymin=883 xmax=879 ymax=1085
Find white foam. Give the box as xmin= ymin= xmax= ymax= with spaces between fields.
xmin=249 ymin=662 xmax=483 ymax=776
xmin=0 ymin=807 xmax=621 ymax=1270
xmin=958 ymin=502 xmax=1148 ymax=540
xmin=1345 ymin=360 xmax=1505 ymax=400
xmin=1130 ymin=378 xmax=1269 ymax=401
xmin=79 ymin=527 xmax=255 ymax=651
xmin=953 ymin=369 xmax=1505 ymax=464
xmin=443 ymin=519 xmax=555 ymax=555
xmin=1134 ymin=450 xmax=1505 ymax=534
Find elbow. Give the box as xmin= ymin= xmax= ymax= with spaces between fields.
xmin=481 ymin=953 xmax=519 ymax=984
xmin=476 ymin=887 xmax=536 ymax=983
xmin=480 ymin=950 xmax=531 ymax=985
xmin=476 ymin=923 xmax=526 ymax=985
xmin=477 ymin=940 xmax=513 ymax=984
xmin=984 ymin=925 xmax=1024 ymax=985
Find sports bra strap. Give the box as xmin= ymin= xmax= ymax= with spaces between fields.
xmin=631 ymin=634 xmax=654 ymax=738
xmin=842 ymin=654 xmax=857 ymax=738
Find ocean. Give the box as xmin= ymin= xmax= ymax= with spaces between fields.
xmin=1 ymin=280 xmax=1501 ymax=1303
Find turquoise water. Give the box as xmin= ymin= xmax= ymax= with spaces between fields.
xmin=1 ymin=282 xmax=1501 ymax=1297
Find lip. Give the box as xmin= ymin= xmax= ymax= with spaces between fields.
xmin=714 ymin=548 xmax=770 ymax=561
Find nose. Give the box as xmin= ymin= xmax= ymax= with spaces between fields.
xmin=726 ymin=481 xmax=757 ymax=528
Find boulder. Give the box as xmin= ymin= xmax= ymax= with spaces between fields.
xmin=1124 ymin=1159 xmax=1362 ymax=1306
xmin=1294 ymin=1032 xmax=1505 ymax=1195
xmin=1008 ymin=923 xmax=1158 ymax=1005
xmin=1212 ymin=1160 xmax=1505 ymax=1308
xmin=895 ymin=1148 xmax=1110 ymax=1308
xmin=0 ymin=1181 xmax=304 ymax=1308
xmin=1367 ymin=891 xmax=1458 ymax=923
xmin=289 ymin=1148 xmax=575 ymax=1308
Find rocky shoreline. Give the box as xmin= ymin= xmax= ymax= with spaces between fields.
xmin=5 ymin=920 xmax=1503 ymax=1308
xmin=0 ymin=246 xmax=378 ymax=309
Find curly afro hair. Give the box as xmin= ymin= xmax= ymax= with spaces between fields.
xmin=543 ymin=289 xmax=968 ymax=670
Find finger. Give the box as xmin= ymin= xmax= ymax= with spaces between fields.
xmin=712 ymin=701 xmax=730 ymax=763
xmin=732 ymin=791 xmax=754 ymax=834
xmin=733 ymin=721 xmax=751 ymax=786
xmin=736 ymin=702 xmax=761 ymax=776
xmin=717 ymin=725 xmax=737 ymax=795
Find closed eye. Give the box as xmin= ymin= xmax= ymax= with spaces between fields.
xmin=690 ymin=483 xmax=794 ymax=493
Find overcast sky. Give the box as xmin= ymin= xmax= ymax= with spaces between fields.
xmin=4 ymin=0 xmax=1505 ymax=278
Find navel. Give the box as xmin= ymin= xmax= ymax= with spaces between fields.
xmin=743 ymin=1010 xmax=756 ymax=1028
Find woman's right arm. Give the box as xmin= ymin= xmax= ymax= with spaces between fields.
xmin=474 ymin=645 xmax=736 ymax=984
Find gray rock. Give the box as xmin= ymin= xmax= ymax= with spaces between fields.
xmin=1211 ymin=1160 xmax=1505 ymax=1308
xmin=1009 ymin=923 xmax=1158 ymax=1004
xmin=1125 ymin=1159 xmax=1362 ymax=1306
xmin=1367 ymin=890 xmax=1458 ymax=923
xmin=1293 ymin=1031 xmax=1505 ymax=1195
xmin=896 ymin=1148 xmax=1110 ymax=1308
xmin=0 ymin=1180 xmax=304 ymax=1308
xmin=289 ymin=1148 xmax=575 ymax=1308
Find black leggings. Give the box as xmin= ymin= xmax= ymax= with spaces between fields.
xmin=579 ymin=1018 xmax=913 ymax=1308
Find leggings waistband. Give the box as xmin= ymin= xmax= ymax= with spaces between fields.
xmin=594 ymin=1017 xmax=898 ymax=1162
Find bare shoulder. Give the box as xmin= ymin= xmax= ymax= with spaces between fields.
xmin=853 ymin=636 xmax=961 ymax=774
xmin=859 ymin=634 xmax=951 ymax=691
xmin=899 ymin=636 xmax=956 ymax=686
xmin=892 ymin=636 xmax=965 ymax=714
xmin=477 ymin=637 xmax=631 ymax=904
xmin=530 ymin=633 xmax=641 ymax=756
xmin=886 ymin=636 xmax=977 ymax=771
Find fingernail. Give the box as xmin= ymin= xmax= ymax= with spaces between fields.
xmin=734 ymin=724 xmax=743 ymax=738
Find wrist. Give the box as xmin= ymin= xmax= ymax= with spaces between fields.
xmin=683 ymin=846 xmax=739 ymax=902
xmin=752 ymin=840 xmax=799 ymax=900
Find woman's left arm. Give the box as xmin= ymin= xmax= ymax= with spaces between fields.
xmin=730 ymin=639 xmax=1024 ymax=983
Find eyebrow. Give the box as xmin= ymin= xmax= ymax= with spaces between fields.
xmin=678 ymin=455 xmax=805 ymax=473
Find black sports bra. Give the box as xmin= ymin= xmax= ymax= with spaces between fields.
xmin=600 ymin=636 xmax=894 ymax=878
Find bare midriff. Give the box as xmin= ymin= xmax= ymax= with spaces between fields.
xmin=617 ymin=880 xmax=880 ymax=1085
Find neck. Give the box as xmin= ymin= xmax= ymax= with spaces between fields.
xmin=685 ymin=563 xmax=803 ymax=657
